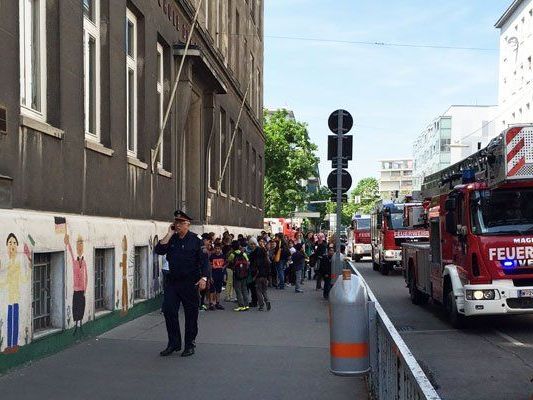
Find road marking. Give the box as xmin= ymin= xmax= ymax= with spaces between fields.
xmin=494 ymin=330 xmax=528 ymax=347
xmin=400 ymin=329 xmax=456 ymax=334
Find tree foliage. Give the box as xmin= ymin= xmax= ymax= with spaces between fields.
xmin=352 ymin=177 xmax=380 ymax=214
xmin=326 ymin=177 xmax=380 ymax=226
xmin=264 ymin=110 xmax=319 ymax=217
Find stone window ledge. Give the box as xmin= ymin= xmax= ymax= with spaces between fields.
xmin=95 ymin=310 xmax=113 ymax=319
xmin=20 ymin=115 xmax=64 ymax=140
xmin=127 ymin=156 xmax=148 ymax=170
xmin=33 ymin=328 xmax=62 ymax=341
xmin=157 ymin=168 xmax=172 ymax=178
xmin=85 ymin=139 xmax=114 ymax=157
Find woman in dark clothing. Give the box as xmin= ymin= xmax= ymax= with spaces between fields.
xmin=291 ymin=243 xmax=306 ymax=293
xmin=278 ymin=239 xmax=291 ymax=289
xmin=246 ymin=238 xmax=259 ymax=307
xmin=319 ymin=246 xmax=335 ymax=299
xmin=313 ymin=233 xmax=328 ymax=290
xmin=251 ymin=238 xmax=272 ymax=311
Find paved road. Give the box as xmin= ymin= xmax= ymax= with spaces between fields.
xmin=355 ymin=259 xmax=533 ymax=400
xmin=0 ymin=281 xmax=368 ymax=400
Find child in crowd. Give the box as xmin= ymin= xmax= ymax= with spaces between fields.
xmin=209 ymin=243 xmax=226 ymax=310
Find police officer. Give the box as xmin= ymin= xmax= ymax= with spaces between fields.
xmin=155 ymin=210 xmax=208 ymax=357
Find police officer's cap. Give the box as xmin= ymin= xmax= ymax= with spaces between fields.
xmin=174 ymin=210 xmax=193 ymax=221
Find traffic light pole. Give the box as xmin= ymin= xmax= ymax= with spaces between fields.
xmin=334 ymin=112 xmax=343 ymax=279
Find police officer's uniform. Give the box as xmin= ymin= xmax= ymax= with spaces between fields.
xmin=155 ymin=210 xmax=208 ymax=357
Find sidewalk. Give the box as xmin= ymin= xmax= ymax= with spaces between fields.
xmin=0 ymin=280 xmax=369 ymax=400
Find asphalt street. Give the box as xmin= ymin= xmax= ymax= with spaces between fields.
xmin=0 ymin=281 xmax=368 ymax=400
xmin=355 ymin=259 xmax=533 ymax=400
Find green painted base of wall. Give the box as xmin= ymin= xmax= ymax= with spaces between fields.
xmin=0 ymin=295 xmax=162 ymax=375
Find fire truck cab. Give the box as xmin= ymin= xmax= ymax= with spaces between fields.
xmin=403 ymin=125 xmax=533 ymax=327
xmin=350 ymin=215 xmax=371 ymax=262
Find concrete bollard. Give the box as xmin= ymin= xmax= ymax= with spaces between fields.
xmin=329 ymin=269 xmax=370 ymax=376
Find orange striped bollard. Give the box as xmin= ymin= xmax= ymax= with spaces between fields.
xmin=329 ymin=269 xmax=370 ymax=376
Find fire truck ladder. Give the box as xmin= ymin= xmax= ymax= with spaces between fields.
xmin=421 ymin=134 xmax=504 ymax=198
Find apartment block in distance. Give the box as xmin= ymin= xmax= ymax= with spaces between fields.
xmin=378 ymin=159 xmax=413 ymax=200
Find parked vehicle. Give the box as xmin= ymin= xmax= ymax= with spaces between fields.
xmin=264 ymin=218 xmax=299 ymax=240
xmin=371 ymin=200 xmax=429 ymax=275
xmin=351 ymin=215 xmax=371 ymax=262
xmin=403 ymin=125 xmax=533 ymax=327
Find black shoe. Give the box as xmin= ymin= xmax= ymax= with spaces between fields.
xmin=160 ymin=346 xmax=181 ymax=357
xmin=181 ymin=347 xmax=195 ymax=357
xmin=266 ymin=302 xmax=271 ymax=311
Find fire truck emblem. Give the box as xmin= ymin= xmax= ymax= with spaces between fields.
xmin=506 ymin=126 xmax=533 ymax=178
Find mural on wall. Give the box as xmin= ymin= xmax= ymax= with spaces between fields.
xmin=120 ymin=235 xmax=129 ymax=316
xmin=64 ymin=233 xmax=88 ymax=334
xmin=0 ymin=210 xmax=172 ymax=355
xmin=1 ymin=233 xmax=29 ymax=354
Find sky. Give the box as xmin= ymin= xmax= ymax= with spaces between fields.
xmin=263 ymin=0 xmax=510 ymax=187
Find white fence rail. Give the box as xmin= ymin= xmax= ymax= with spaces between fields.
xmin=348 ymin=262 xmax=441 ymax=400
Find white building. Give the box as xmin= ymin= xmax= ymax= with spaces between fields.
xmin=412 ymin=105 xmax=497 ymax=189
xmin=496 ymin=0 xmax=533 ymax=129
xmin=378 ymin=159 xmax=413 ymax=199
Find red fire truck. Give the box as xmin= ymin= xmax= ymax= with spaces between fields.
xmin=350 ymin=215 xmax=371 ymax=262
xmin=370 ymin=199 xmax=429 ymax=275
xmin=403 ymin=125 xmax=533 ymax=327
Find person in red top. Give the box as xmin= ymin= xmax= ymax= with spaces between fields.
xmin=64 ymin=234 xmax=88 ymax=334
xmin=209 ymin=243 xmax=226 ymax=310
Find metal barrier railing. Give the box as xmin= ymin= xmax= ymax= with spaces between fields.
xmin=348 ymin=261 xmax=441 ymax=400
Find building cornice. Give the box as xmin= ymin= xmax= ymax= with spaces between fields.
xmin=176 ymin=0 xmax=264 ymax=137
xmin=495 ymin=0 xmax=525 ymax=28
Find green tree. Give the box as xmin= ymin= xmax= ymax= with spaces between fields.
xmin=325 ymin=177 xmax=380 ymax=226
xmin=352 ymin=177 xmax=380 ymax=214
xmin=264 ymin=109 xmax=319 ymax=217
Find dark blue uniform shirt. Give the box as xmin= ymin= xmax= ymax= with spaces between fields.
xmin=155 ymin=231 xmax=209 ymax=281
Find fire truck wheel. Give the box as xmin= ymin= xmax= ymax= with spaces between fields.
xmin=409 ymin=273 xmax=429 ymax=305
xmin=446 ymin=290 xmax=465 ymax=329
xmin=379 ymin=260 xmax=390 ymax=276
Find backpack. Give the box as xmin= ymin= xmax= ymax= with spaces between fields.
xmin=233 ymin=252 xmax=249 ymax=280
xmin=281 ymin=247 xmax=291 ymax=260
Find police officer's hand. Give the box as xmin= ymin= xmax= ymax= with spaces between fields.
xmin=196 ymin=278 xmax=207 ymax=291
xmin=167 ymin=223 xmax=175 ymax=235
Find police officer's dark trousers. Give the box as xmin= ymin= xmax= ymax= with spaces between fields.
xmin=162 ymin=276 xmax=199 ymax=349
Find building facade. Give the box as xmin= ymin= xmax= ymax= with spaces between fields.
xmin=496 ymin=0 xmax=533 ymax=129
xmin=412 ymin=105 xmax=497 ymax=189
xmin=0 ymin=0 xmax=263 ymax=358
xmin=378 ymin=159 xmax=413 ymax=199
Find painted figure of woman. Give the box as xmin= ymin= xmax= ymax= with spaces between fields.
xmin=64 ymin=234 xmax=88 ymax=333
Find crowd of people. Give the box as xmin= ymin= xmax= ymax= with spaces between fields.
xmin=190 ymin=229 xmax=349 ymax=313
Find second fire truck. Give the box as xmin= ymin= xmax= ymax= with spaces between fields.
xmin=403 ymin=125 xmax=533 ymax=327
xmin=370 ymin=198 xmax=429 ymax=275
